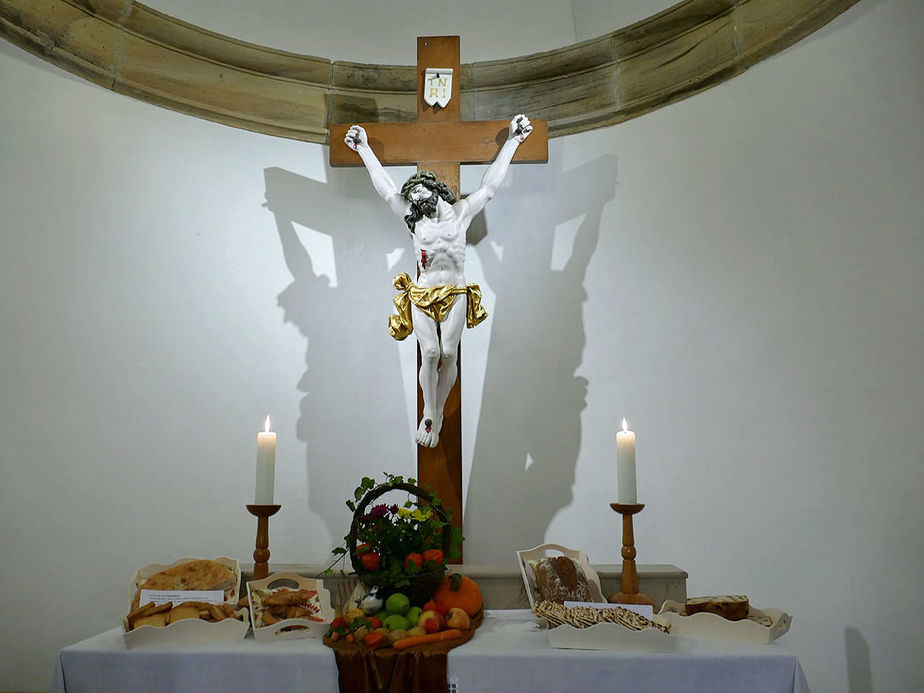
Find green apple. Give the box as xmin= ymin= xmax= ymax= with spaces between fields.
xmin=383 ymin=614 xmax=411 ymax=632
xmin=405 ymin=606 xmax=423 ymax=626
xmin=385 ymin=592 xmax=410 ymax=615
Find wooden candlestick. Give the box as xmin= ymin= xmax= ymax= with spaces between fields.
xmin=608 ymin=502 xmax=656 ymax=608
xmin=246 ymin=504 xmax=281 ymax=580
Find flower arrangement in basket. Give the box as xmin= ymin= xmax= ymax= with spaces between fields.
xmin=330 ymin=474 xmax=462 ymax=603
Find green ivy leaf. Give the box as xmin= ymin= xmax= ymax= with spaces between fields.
xmin=447 ymin=526 xmax=464 ymax=559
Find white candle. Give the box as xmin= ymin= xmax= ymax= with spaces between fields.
xmin=255 ymin=415 xmax=276 ymax=504
xmin=616 ymin=417 xmax=637 ymax=504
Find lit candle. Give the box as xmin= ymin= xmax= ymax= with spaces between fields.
xmin=616 ymin=417 xmax=637 ymax=504
xmin=255 ymin=415 xmax=276 ymax=504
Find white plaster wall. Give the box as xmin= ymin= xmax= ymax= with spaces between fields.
xmin=1 ymin=0 xmax=922 ymax=690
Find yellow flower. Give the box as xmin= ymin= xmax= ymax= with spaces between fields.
xmin=397 ymin=506 xmax=431 ymax=522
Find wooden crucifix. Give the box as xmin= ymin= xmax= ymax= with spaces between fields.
xmin=329 ymin=36 xmax=548 ymax=559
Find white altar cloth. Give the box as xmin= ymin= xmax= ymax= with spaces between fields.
xmin=50 ymin=610 xmax=809 ymax=693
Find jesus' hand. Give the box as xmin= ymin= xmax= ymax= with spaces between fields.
xmin=345 ymin=125 xmax=368 ymax=151
xmin=510 ymin=114 xmax=533 ymax=143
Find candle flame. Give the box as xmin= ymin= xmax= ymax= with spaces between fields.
xmin=622 ymin=417 xmax=628 ymax=433
xmin=264 ymin=415 xmax=271 ymax=433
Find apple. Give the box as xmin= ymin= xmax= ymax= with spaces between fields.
xmin=383 ymin=614 xmax=411 ymax=632
xmin=405 ymin=606 xmax=423 ymax=626
xmin=446 ymin=607 xmax=471 ymax=630
xmin=418 ymin=609 xmax=446 ymax=634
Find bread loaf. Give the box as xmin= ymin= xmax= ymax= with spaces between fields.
xmin=532 ymin=556 xmax=592 ymax=603
xmin=139 ymin=559 xmax=236 ymax=593
xmin=685 ymin=595 xmax=749 ymax=621
xmin=747 ymin=611 xmax=773 ymax=627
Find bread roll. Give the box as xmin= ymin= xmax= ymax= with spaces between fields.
xmin=685 ymin=595 xmax=749 ymax=621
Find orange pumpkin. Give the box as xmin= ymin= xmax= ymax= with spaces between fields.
xmin=433 ymin=573 xmax=482 ymax=617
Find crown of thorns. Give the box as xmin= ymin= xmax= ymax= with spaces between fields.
xmin=401 ymin=171 xmax=456 ymax=204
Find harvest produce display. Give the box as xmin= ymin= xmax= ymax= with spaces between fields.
xmin=325 ymin=572 xmax=482 ymax=650
xmin=324 ymin=475 xmax=483 ymax=652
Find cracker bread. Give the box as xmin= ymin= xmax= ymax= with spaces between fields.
xmin=167 ymin=605 xmax=202 ymax=624
xmin=134 ymin=613 xmax=167 ymax=628
xmin=532 ymin=600 xmax=671 ymax=633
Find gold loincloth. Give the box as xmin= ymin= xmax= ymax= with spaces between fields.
xmin=387 ymin=272 xmax=488 ymax=341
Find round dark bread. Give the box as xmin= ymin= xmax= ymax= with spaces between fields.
xmin=532 ymin=556 xmax=592 ymax=603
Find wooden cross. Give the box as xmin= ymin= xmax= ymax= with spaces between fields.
xmin=330 ymin=36 xmax=548 ymax=559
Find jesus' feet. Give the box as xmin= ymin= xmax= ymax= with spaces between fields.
xmin=415 ymin=415 xmax=442 ymax=448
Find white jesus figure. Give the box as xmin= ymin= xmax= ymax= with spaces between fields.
xmin=345 ymin=115 xmax=533 ymax=447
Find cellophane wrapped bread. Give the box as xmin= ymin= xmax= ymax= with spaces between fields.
xmin=532 ymin=556 xmax=593 ymax=603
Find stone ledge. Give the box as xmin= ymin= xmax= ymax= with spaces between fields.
xmin=241 ymin=563 xmax=688 ymax=611
xmin=0 ymin=0 xmax=859 ymax=142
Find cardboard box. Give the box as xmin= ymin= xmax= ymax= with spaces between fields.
xmin=656 ymin=599 xmax=792 ymax=643
xmin=247 ymin=572 xmax=334 ymax=641
xmin=516 ymin=543 xmax=606 ymax=612
xmin=121 ymin=556 xmax=249 ymax=648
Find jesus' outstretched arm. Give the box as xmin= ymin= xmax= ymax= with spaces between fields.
xmin=344 ymin=125 xmax=408 ymax=219
xmin=456 ymin=114 xmax=533 ymax=224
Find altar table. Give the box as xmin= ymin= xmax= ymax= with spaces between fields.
xmin=50 ymin=610 xmax=809 ymax=693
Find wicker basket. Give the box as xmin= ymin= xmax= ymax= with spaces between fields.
xmin=347 ymin=480 xmax=453 ymax=603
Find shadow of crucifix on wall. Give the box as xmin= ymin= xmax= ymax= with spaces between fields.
xmin=263 ymin=164 xmax=414 ymax=548
xmin=464 ymin=147 xmax=618 ymax=563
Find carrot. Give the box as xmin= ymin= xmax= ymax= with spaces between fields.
xmin=393 ymin=628 xmax=463 ymax=651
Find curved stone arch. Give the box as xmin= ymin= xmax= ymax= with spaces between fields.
xmin=0 ymin=0 xmax=859 ymax=143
